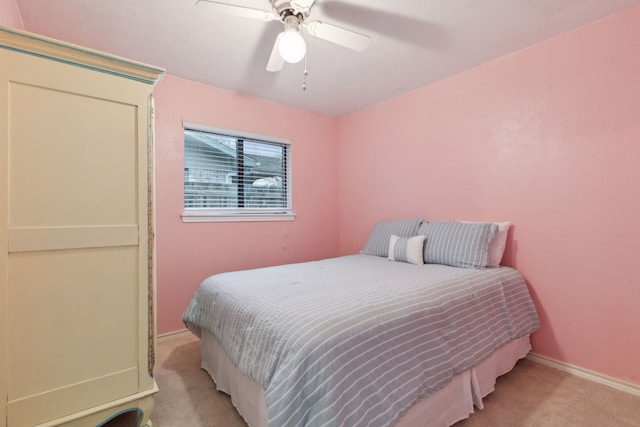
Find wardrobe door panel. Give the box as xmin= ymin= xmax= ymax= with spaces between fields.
xmin=8 ymin=81 xmax=139 ymax=228
xmin=5 ymin=50 xmax=150 ymax=426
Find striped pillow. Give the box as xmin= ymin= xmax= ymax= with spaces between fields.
xmin=388 ymin=235 xmax=425 ymax=265
xmin=361 ymin=218 xmax=423 ymax=257
xmin=419 ymin=221 xmax=498 ymax=268
xmin=462 ymin=221 xmax=511 ymax=267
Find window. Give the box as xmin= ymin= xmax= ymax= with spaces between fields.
xmin=182 ymin=124 xmax=294 ymax=222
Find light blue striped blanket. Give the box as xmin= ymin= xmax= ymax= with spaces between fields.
xmin=182 ymin=254 xmax=539 ymax=427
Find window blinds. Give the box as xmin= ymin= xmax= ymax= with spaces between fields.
xmin=184 ymin=127 xmax=291 ymax=214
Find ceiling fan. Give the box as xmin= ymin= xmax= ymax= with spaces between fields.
xmin=196 ymin=0 xmax=370 ymax=72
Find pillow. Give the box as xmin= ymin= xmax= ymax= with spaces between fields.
xmin=462 ymin=221 xmax=511 ymax=267
xmin=361 ymin=218 xmax=423 ymax=257
xmin=418 ymin=221 xmax=498 ymax=268
xmin=388 ymin=235 xmax=425 ymax=266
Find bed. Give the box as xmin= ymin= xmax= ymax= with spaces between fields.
xmin=182 ymin=220 xmax=540 ymax=427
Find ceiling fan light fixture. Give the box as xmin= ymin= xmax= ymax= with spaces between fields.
xmin=278 ymin=27 xmax=306 ymax=63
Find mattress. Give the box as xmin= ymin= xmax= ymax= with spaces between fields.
xmin=200 ymin=330 xmax=532 ymax=427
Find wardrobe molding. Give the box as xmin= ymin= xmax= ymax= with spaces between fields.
xmin=0 ymin=26 xmax=163 ymax=84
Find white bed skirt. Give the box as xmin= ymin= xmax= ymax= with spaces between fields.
xmin=200 ymin=330 xmax=531 ymax=427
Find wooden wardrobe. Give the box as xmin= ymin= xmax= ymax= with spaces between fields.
xmin=0 ymin=26 xmax=164 ymax=426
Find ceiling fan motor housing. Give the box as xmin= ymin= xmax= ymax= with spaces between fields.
xmin=272 ymin=0 xmax=309 ymax=22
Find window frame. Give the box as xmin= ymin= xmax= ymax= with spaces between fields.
xmin=181 ymin=122 xmax=295 ymax=223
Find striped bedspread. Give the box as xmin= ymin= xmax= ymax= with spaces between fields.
xmin=182 ymin=254 xmax=539 ymax=427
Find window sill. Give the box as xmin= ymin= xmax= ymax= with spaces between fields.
xmin=181 ymin=211 xmax=296 ymax=223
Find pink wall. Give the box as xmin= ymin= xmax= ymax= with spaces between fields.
xmin=0 ymin=0 xmax=23 ymax=29
xmin=338 ymin=7 xmax=640 ymax=386
xmin=154 ymin=75 xmax=340 ymax=334
xmin=7 ymin=0 xmax=637 ymax=388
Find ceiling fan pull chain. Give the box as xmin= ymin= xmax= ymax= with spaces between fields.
xmin=302 ymin=55 xmax=309 ymax=91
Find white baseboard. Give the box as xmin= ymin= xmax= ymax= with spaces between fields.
xmin=527 ymin=352 xmax=640 ymax=397
xmin=157 ymin=328 xmax=192 ymax=343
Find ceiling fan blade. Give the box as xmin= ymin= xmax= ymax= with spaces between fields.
xmin=305 ymin=21 xmax=370 ymax=52
xmin=290 ymin=0 xmax=316 ymax=14
xmin=266 ymin=33 xmax=285 ymax=72
xmin=196 ymin=0 xmax=275 ymax=21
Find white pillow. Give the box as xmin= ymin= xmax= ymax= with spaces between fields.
xmin=462 ymin=221 xmax=511 ymax=267
xmin=388 ymin=234 xmax=425 ymax=266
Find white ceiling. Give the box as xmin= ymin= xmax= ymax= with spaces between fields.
xmin=14 ymin=0 xmax=640 ymax=117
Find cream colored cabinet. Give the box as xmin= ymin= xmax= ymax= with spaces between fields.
xmin=0 ymin=27 xmax=164 ymax=426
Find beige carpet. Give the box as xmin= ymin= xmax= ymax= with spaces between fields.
xmin=153 ymin=333 xmax=640 ymax=427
